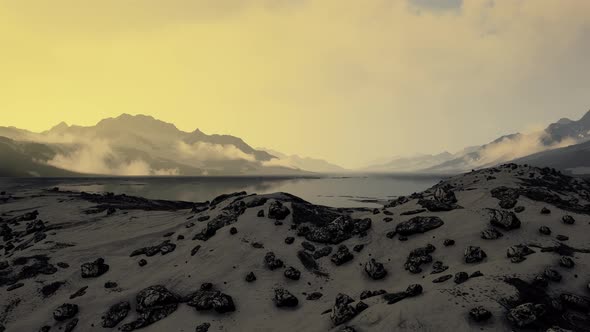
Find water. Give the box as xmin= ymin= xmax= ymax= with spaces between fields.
xmin=0 ymin=175 xmax=442 ymax=208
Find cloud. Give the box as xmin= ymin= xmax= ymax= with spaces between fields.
xmin=175 ymin=141 xmax=256 ymax=162
xmin=477 ymin=130 xmax=577 ymax=166
xmin=45 ymin=139 xmax=180 ymax=176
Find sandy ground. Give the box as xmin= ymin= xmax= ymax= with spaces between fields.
xmin=1 ymin=164 xmax=589 ymax=332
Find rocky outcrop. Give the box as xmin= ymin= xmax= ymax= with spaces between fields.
xmin=395 ymin=216 xmax=444 ymax=236
xmin=488 ymin=209 xmax=521 ymax=230
xmin=121 ymin=285 xmax=180 ymax=331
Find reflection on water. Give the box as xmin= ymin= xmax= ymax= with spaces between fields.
xmin=0 ymin=175 xmax=442 ymax=208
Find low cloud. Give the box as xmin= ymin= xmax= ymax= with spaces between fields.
xmin=175 ymin=141 xmax=256 ymax=162
xmin=477 ymin=130 xmax=576 ymax=166
xmin=46 ymin=139 xmax=179 ymax=176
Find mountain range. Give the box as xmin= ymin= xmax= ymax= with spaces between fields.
xmin=1 ymin=110 xmax=589 ymax=176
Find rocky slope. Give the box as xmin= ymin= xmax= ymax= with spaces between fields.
xmin=1 ymin=164 xmax=589 ymax=331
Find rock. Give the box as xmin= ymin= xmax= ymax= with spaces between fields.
xmin=297 ymin=250 xmax=319 ymax=271
xmin=360 ymin=290 xmax=386 ymax=300
xmin=102 ymin=301 xmax=131 ymax=328
xmin=481 ymin=228 xmax=503 ymax=240
xmin=138 ymin=259 xmax=147 ymax=267
xmin=81 ymin=258 xmax=109 ymax=278
xmin=210 ymin=191 xmax=246 ymax=206
xmin=417 ymin=199 xmax=455 ymax=212
xmin=541 ymin=207 xmax=551 ymax=214
xmin=544 ymin=268 xmax=562 ymax=282
xmin=507 ymin=303 xmax=545 ymax=328
xmin=539 ymin=226 xmax=552 ymax=235
xmin=246 ymin=196 xmax=267 ymax=208
xmin=464 ymin=246 xmax=487 ymax=264
xmin=562 ymin=215 xmax=575 ymax=225
xmin=556 ymin=235 xmax=569 ymax=241
xmin=53 ymin=303 xmax=79 ymax=321
xmin=352 ymin=244 xmax=364 ymax=253
xmin=274 ymin=288 xmax=299 ymax=308
xmin=443 ymin=239 xmax=455 ymax=246
xmin=507 ymin=245 xmax=535 ymax=259
xmin=41 ymin=281 xmax=65 ymax=297
xmin=383 ymin=217 xmax=393 ymax=222
xmin=264 ymin=252 xmax=284 ymax=270
xmin=284 ymin=237 xmax=295 ymax=244
xmin=365 ymin=259 xmax=387 ymax=280
xmin=454 ymin=272 xmax=469 ymax=284
xmin=245 ymin=272 xmax=256 ymax=282
xmin=306 ymin=292 xmax=323 ymax=300
xmin=400 ymin=209 xmax=426 ymax=216
xmin=186 ymin=284 xmax=235 ymax=314
xmin=191 ymin=245 xmax=201 ymax=256
xmin=195 ymin=323 xmax=211 ymax=332
xmin=404 ymin=244 xmax=436 ymax=273
xmin=7 ymin=283 xmax=24 ymax=291
xmin=405 ymin=284 xmax=423 ymax=297
xmin=0 ymin=261 xmax=7 ymax=270
xmin=491 ymin=186 xmax=520 ymax=209
xmin=559 ymin=256 xmax=575 ymax=268
xmin=331 ymin=245 xmax=354 ymax=266
xmin=469 ymin=306 xmax=492 ymax=322
xmin=384 ymin=196 xmax=410 ymax=208
xmin=301 ymin=241 xmax=316 ymax=251
xmin=69 ymin=286 xmax=88 ymax=299
xmin=560 ymin=293 xmax=590 ymax=312
xmin=431 ymin=261 xmax=448 ymax=274
xmin=57 ymin=262 xmax=70 ymax=269
xmin=313 ymin=246 xmax=333 ymax=259
xmin=121 ymin=285 xmax=180 ymax=330
xmin=197 ymin=216 xmax=210 ymax=222
xmin=514 ymin=206 xmax=525 ymax=213
xmin=432 ymin=274 xmax=453 ymax=283
xmin=229 ymin=227 xmax=237 ymax=235
xmin=395 ymin=216 xmax=444 ymax=236
xmin=339 ymin=327 xmax=356 ymax=332
xmin=105 ymin=281 xmax=118 ymax=289
xmin=470 ymin=271 xmax=484 ymax=278
xmin=257 ymin=210 xmax=264 ymax=217
xmin=488 ymin=209 xmax=521 ymax=230
xmin=331 ymin=293 xmax=357 ymax=326
xmin=64 ymin=318 xmax=78 ymax=332
xmin=268 ymin=201 xmax=290 ymax=220
xmin=26 ymin=219 xmax=45 ymax=234
xmin=355 ymin=301 xmax=368 ymax=312
xmin=284 ymin=267 xmax=301 ymax=280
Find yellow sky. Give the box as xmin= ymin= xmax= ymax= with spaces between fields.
xmin=1 ymin=0 xmax=589 ymax=167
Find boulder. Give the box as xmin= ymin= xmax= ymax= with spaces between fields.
xmin=268 ymin=201 xmax=290 ymax=220
xmin=331 ymin=245 xmax=354 ymax=266
xmin=102 ymin=301 xmax=131 ymax=328
xmin=331 ymin=293 xmax=357 ymax=326
xmin=395 ymin=216 xmax=444 ymax=236
xmin=284 ymin=267 xmax=301 ymax=280
xmin=365 ymin=259 xmax=387 ymax=280
xmin=488 ymin=209 xmax=521 ymax=230
xmin=81 ymin=258 xmax=109 ymax=278
xmin=274 ymin=288 xmax=299 ymax=308
xmin=264 ymin=252 xmax=284 ymax=270
xmin=464 ymin=246 xmax=487 ymax=264
xmin=53 ymin=303 xmax=79 ymax=321
xmin=469 ymin=306 xmax=492 ymax=322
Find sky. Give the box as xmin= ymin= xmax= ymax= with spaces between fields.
xmin=1 ymin=0 xmax=589 ymax=168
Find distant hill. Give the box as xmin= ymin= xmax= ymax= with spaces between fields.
xmin=0 ymin=114 xmax=310 ymax=177
xmin=513 ymin=139 xmax=590 ymax=175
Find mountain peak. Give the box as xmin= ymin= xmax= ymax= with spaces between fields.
xmin=48 ymin=121 xmax=69 ymax=132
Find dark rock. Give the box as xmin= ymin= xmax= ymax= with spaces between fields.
xmin=284 ymin=267 xmax=301 ymax=280
xmin=355 ymin=301 xmax=369 ymax=312
xmin=331 ymin=245 xmax=354 ymax=266
xmin=229 ymin=227 xmax=237 ymax=235
xmin=0 ymin=261 xmax=7 ymax=270
xmin=433 ymin=274 xmax=453 ymax=283
xmin=514 ymin=206 xmax=525 ymax=213
xmin=257 ymin=210 xmax=264 ymax=218
xmin=191 ymin=245 xmax=201 ymax=256
xmin=544 ymin=268 xmax=562 ymax=282
xmin=81 ymin=258 xmax=109 ymax=278
xmin=539 ymin=226 xmax=552 ymax=235
xmin=454 ymin=272 xmax=469 ymax=284
xmin=105 ymin=281 xmax=118 ymax=289
xmin=7 ymin=283 xmax=24 ymax=291
xmin=331 ymin=293 xmax=357 ymax=326
xmin=464 ymin=246 xmax=487 ymax=264
xmin=359 ymin=290 xmax=386 ymax=300
xmin=264 ymin=252 xmax=284 ymax=270
xmin=562 ymin=215 xmax=575 ymax=225
xmin=352 ymin=244 xmax=364 ymax=253
xmin=405 ymin=284 xmax=423 ymax=297
xmin=556 ymin=235 xmax=569 ymax=241
xmin=64 ymin=318 xmax=78 ymax=332
xmin=274 ymin=288 xmax=299 ymax=308
xmin=138 ymin=259 xmax=148 ymax=267
xmin=197 ymin=216 xmax=210 ymax=222
xmin=488 ymin=209 xmax=521 ymax=230
xmin=560 ymin=293 xmax=590 ymax=312
xmin=469 ymin=306 xmax=492 ymax=322
xmin=396 ymin=216 xmax=444 ymax=236
xmin=284 ymin=237 xmax=295 ymax=244
xmin=384 ymin=196 xmax=410 ymax=208
xmin=251 ymin=242 xmax=264 ymax=249
xmin=69 ymin=286 xmax=88 ymax=299
xmin=57 ymin=262 xmax=70 ymax=269
xmin=210 ymin=191 xmax=246 ymax=206
xmin=430 ymin=261 xmax=448 ymax=274
xmin=559 ymin=256 xmax=575 ymax=268
xmin=443 ymin=239 xmax=455 ymax=246
xmin=246 ymin=196 xmax=267 ymax=208
xmin=245 ymin=272 xmax=256 ymax=282
xmin=297 ymin=250 xmax=319 ymax=271
xmin=102 ymin=301 xmax=131 ymax=328
xmin=383 ymin=217 xmax=393 ymax=222
xmin=541 ymin=207 xmax=551 ymax=215
xmin=268 ymin=200 xmax=290 ymax=220
xmin=491 ymin=186 xmax=520 ymax=209
xmin=195 ymin=322 xmax=211 ymax=332
xmin=507 ymin=245 xmax=535 ymax=260
xmin=400 ymin=209 xmax=426 ymax=216
xmin=507 ymin=303 xmax=545 ymax=328
xmin=41 ymin=281 xmax=65 ymax=297
xmin=365 ymin=259 xmax=387 ymax=280
xmin=404 ymin=244 xmax=436 ymax=274
xmin=312 ymin=246 xmax=333 ymax=259
xmin=307 ymin=292 xmax=323 ymax=300
xmin=53 ymin=303 xmax=78 ymax=321
xmin=301 ymin=241 xmax=316 ymax=251
xmin=470 ymin=271 xmax=484 ymax=278
xmin=130 ymin=240 xmax=176 ymax=257
xmin=481 ymin=228 xmax=503 ymax=240
xmin=26 ymin=219 xmax=45 ymax=234
xmin=417 ymin=199 xmax=455 ymax=212
xmin=121 ymin=285 xmax=179 ymax=330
